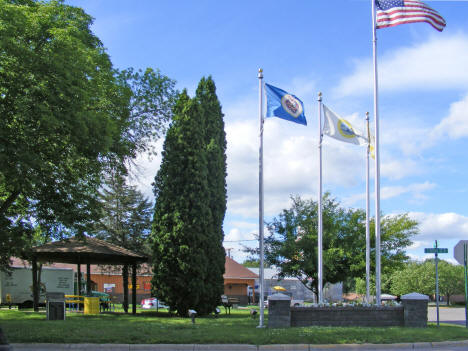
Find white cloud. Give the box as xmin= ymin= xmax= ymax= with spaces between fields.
xmin=433 ymin=93 xmax=468 ymax=140
xmin=128 ymin=139 xmax=164 ymax=201
xmin=335 ymin=33 xmax=468 ymax=96
xmin=410 ymin=212 xmax=468 ymax=241
xmin=381 ymin=158 xmax=425 ymax=180
xmin=382 ymin=182 xmax=436 ymax=201
xmin=343 ymin=181 xmax=435 ymax=206
xmin=225 ymin=115 xmax=371 ymax=218
xmin=223 ymin=226 xmax=260 ymax=263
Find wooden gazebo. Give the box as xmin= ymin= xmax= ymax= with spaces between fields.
xmin=31 ymin=236 xmax=147 ymax=314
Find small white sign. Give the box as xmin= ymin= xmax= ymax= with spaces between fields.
xmin=103 ymin=283 xmax=115 ymax=292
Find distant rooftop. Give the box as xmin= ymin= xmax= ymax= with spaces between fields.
xmin=248 ymin=267 xmax=298 ymax=280
xmin=223 ymin=256 xmax=258 ymax=279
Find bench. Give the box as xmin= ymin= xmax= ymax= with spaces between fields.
xmin=221 ymin=295 xmax=240 ymax=314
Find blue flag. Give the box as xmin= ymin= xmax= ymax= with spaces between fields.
xmin=265 ymin=83 xmax=307 ymax=126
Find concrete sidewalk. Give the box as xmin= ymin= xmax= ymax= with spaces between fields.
xmin=8 ymin=341 xmax=468 ymax=351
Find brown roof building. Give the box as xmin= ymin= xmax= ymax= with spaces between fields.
xmin=223 ymin=256 xmax=258 ymax=305
xmin=12 ymin=251 xmax=258 ymax=307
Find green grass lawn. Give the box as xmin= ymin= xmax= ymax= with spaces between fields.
xmin=1 ymin=306 xmax=468 ymax=345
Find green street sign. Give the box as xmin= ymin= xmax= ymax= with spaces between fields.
xmin=424 ymin=248 xmax=448 ymax=254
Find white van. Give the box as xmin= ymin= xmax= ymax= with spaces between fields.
xmin=0 ymin=266 xmax=74 ymax=308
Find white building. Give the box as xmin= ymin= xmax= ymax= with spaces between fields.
xmin=247 ymin=267 xmax=343 ymax=303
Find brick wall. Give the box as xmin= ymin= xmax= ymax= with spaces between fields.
xmin=267 ymin=296 xmax=428 ymax=328
xmin=291 ymin=306 xmax=404 ymax=327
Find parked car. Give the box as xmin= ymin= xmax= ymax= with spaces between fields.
xmin=140 ymin=297 xmax=168 ymax=309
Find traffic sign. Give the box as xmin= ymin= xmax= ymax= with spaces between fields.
xmin=454 ymin=240 xmax=468 ymax=265
xmin=424 ymin=248 xmax=448 ymax=254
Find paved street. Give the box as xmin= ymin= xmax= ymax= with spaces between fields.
xmin=428 ymin=306 xmax=467 ymax=326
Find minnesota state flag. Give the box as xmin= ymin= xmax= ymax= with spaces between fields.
xmin=265 ymin=83 xmax=307 ymax=126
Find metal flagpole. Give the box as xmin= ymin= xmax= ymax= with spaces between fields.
xmin=371 ymin=0 xmax=381 ymax=306
xmin=317 ymin=92 xmax=323 ymax=304
xmin=257 ymin=68 xmax=265 ymax=328
xmin=365 ymin=112 xmax=371 ymax=304
xmin=464 ymin=243 xmax=468 ymax=328
xmin=435 ymin=240 xmax=440 ymax=326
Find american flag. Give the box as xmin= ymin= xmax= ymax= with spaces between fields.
xmin=375 ymin=0 xmax=446 ymax=32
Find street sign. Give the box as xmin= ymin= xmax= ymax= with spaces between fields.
xmin=454 ymin=240 xmax=468 ymax=265
xmin=424 ymin=248 xmax=448 ymax=254
xmin=425 ymin=240 xmax=448 ymax=327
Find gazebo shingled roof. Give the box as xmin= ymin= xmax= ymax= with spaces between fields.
xmin=32 ymin=236 xmax=147 ymax=265
xmin=30 ymin=236 xmax=147 ymax=314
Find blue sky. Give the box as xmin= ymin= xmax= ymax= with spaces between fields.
xmin=67 ymin=0 xmax=468 ymax=265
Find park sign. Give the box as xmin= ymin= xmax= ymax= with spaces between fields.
xmin=454 ymin=240 xmax=468 ymax=265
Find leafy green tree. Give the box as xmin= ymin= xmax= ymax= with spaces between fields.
xmin=390 ymin=261 xmax=433 ymax=296
xmin=242 ymin=259 xmax=261 ymax=268
xmin=438 ymin=261 xmax=464 ymax=305
xmin=152 ymin=91 xmax=213 ymax=316
xmin=390 ymin=260 xmax=464 ymax=304
xmin=0 ymin=0 xmax=176 ymax=269
xmin=249 ymin=195 xmax=417 ymax=300
xmin=355 ymin=274 xmax=393 ymax=296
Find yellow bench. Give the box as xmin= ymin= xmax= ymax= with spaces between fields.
xmin=65 ymin=295 xmax=84 ymax=311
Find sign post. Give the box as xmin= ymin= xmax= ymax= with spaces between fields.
xmin=424 ymin=240 xmax=448 ymax=327
xmin=465 ymin=243 xmax=468 ymax=328
xmin=454 ymin=240 xmax=468 ymax=328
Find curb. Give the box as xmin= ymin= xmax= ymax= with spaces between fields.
xmin=10 ymin=341 xmax=468 ymax=350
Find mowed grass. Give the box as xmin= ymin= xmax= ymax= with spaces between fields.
xmin=1 ymin=307 xmax=468 ymax=345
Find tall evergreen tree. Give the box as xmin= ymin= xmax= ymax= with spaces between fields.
xmin=94 ymin=171 xmax=153 ymax=312
xmin=194 ymin=77 xmax=227 ymax=311
xmin=95 ymin=172 xmax=152 ymax=254
xmin=152 ymin=91 xmax=213 ymax=315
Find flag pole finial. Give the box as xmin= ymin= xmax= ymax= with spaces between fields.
xmin=258 ymin=68 xmax=263 ymax=78
xmin=366 ymin=111 xmax=369 ymax=121
xmin=318 ymin=92 xmax=322 ymax=101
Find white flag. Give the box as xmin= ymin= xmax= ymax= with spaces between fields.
xmin=322 ymin=104 xmax=366 ymax=146
xmin=368 ymin=128 xmax=375 ymax=159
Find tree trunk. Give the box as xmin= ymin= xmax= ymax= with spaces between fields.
xmin=0 ymin=189 xmax=20 ymax=215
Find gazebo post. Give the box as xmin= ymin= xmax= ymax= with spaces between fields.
xmin=252 ymin=283 xmax=256 ymax=304
xmin=77 ymin=263 xmax=81 ymax=296
xmin=132 ymin=263 xmax=137 ymax=314
xmin=32 ymin=257 xmax=39 ymax=312
xmin=86 ymin=263 xmax=91 ymax=296
xmin=122 ymin=264 xmax=129 ymax=313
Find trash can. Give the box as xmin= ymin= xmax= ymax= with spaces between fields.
xmin=46 ymin=292 xmax=65 ymax=320
xmin=84 ymin=297 xmax=100 ymax=315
